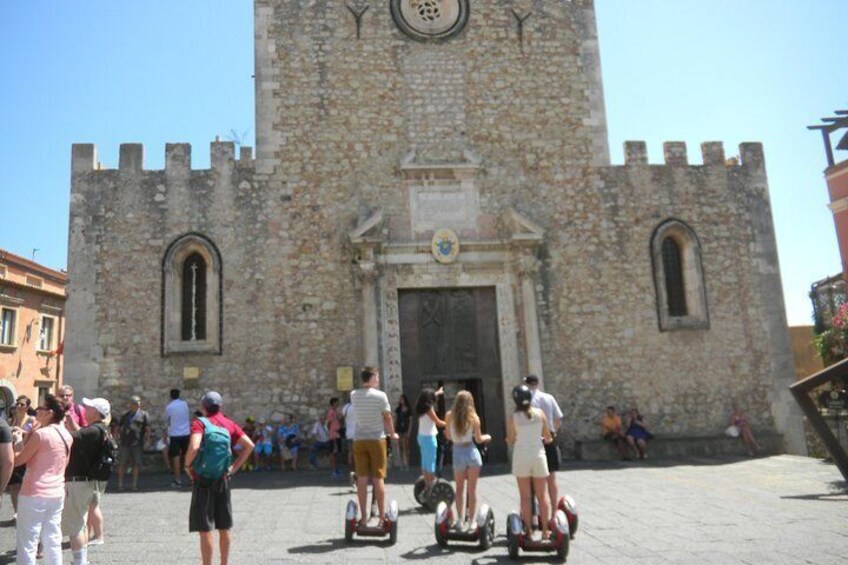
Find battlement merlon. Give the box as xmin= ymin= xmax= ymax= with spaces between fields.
xmin=621 ymin=141 xmax=765 ymax=171
xmin=70 ymin=142 xmax=254 ymax=175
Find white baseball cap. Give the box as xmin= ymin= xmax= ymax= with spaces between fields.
xmin=82 ymin=397 xmax=111 ymax=418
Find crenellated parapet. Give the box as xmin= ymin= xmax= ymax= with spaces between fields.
xmin=71 ymin=141 xmax=255 ymax=176
xmin=620 ymin=140 xmax=765 ymax=171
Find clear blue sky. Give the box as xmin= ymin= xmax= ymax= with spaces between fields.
xmin=0 ymin=1 xmax=845 ymax=327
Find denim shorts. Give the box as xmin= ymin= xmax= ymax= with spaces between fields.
xmin=418 ymin=435 xmax=438 ymax=473
xmin=452 ymin=443 xmax=482 ymax=472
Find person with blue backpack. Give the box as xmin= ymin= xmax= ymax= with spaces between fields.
xmin=185 ymin=391 xmax=254 ymax=565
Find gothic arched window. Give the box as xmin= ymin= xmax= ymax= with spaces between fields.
xmin=163 ymin=234 xmax=222 ymax=355
xmin=651 ymin=220 xmax=709 ymax=331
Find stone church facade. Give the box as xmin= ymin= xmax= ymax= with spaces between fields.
xmin=66 ymin=0 xmax=805 ymax=457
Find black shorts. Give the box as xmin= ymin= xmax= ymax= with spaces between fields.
xmin=544 ymin=441 xmax=560 ymax=473
xmin=331 ymin=438 xmax=343 ymax=455
xmin=189 ymin=476 xmax=233 ymax=532
xmin=9 ymin=465 xmax=25 ymax=485
xmin=169 ymin=435 xmax=190 ymax=458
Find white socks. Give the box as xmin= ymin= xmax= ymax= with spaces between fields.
xmin=72 ymin=547 xmax=87 ymax=565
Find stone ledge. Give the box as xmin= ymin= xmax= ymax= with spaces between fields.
xmin=575 ymin=433 xmax=784 ymax=461
xmin=133 ymin=445 xmax=333 ymax=474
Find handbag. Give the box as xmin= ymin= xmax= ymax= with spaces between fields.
xmin=724 ymin=425 xmax=740 ymax=438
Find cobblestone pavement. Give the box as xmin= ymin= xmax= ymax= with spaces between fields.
xmin=1 ymin=455 xmax=846 ymax=564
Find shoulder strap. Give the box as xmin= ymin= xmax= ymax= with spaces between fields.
xmin=96 ymin=422 xmax=109 ymax=443
xmin=53 ymin=427 xmax=70 ymax=457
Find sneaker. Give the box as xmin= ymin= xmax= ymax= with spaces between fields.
xmin=469 ymin=520 xmax=478 ymax=532
xmin=170 ymin=480 xmax=183 ymax=488
xmin=309 ymin=464 xmax=318 ymax=470
xmin=87 ymin=537 xmax=104 ymax=547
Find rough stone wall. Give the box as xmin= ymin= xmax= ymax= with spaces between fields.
xmin=67 ymin=142 xmax=358 ymax=426
xmin=65 ymin=0 xmax=804 ymax=452
xmin=532 ymin=142 xmax=803 ymax=452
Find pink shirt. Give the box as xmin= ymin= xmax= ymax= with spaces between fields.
xmin=21 ymin=424 xmax=73 ymax=498
xmin=327 ymin=408 xmax=341 ymax=440
xmin=66 ymin=402 xmax=88 ymax=427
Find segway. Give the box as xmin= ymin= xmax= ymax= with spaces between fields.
xmin=434 ymin=500 xmax=495 ymax=550
xmin=348 ymin=475 xmax=381 ymax=524
xmin=413 ymin=434 xmax=455 ymax=511
xmin=505 ymin=489 xmax=578 ymax=562
xmin=344 ymin=497 xmax=399 ymax=545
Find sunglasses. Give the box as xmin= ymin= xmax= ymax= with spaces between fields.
xmin=16 ymin=403 xmax=27 ymax=407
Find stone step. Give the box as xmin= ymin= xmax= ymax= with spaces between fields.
xmin=574 ymin=433 xmax=784 ymax=461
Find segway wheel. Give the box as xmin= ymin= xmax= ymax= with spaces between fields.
xmin=508 ymin=533 xmax=520 ymax=560
xmin=435 ymin=520 xmax=448 ymax=548
xmin=480 ymin=509 xmax=495 ymax=550
xmin=556 ymin=531 xmax=570 ymax=563
xmin=413 ymin=476 xmax=427 ymax=505
xmin=427 ymin=480 xmax=456 ymax=511
xmin=344 ymin=519 xmax=354 ymax=543
xmin=389 ymin=519 xmax=398 ymax=545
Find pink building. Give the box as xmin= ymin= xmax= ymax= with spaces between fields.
xmin=810 ymin=111 xmax=848 ymax=278
xmin=0 ymin=249 xmax=67 ymax=416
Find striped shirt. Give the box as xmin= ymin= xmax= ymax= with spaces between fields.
xmin=351 ymin=387 xmax=391 ymax=440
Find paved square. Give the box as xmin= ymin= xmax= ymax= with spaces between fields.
xmin=1 ymin=455 xmax=846 ymax=564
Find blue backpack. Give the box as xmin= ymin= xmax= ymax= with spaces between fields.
xmin=192 ymin=417 xmax=233 ymax=480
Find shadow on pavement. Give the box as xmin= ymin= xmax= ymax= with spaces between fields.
xmin=401 ymin=536 xmax=512 ymax=560
xmin=780 ymin=479 xmax=848 ymax=501
xmin=288 ymin=537 xmax=395 ymax=552
xmin=398 ymin=506 xmax=429 ymax=517
xmin=286 ymin=538 xmax=349 ymax=554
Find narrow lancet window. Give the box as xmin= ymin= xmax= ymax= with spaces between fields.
xmin=181 ymin=253 xmax=207 ymax=341
xmin=661 ymin=238 xmax=687 ymax=317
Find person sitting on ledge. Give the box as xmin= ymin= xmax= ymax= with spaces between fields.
xmin=730 ymin=407 xmax=759 ymax=457
xmin=601 ymin=405 xmax=631 ymax=460
xmin=625 ymin=407 xmax=653 ymax=460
